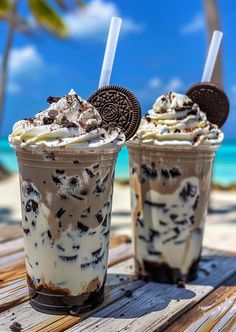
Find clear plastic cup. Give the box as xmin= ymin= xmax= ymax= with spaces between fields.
xmin=127 ymin=141 xmax=219 ymax=283
xmin=14 ymin=146 xmax=120 ymax=314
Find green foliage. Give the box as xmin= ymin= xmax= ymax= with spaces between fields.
xmin=0 ymin=0 xmax=13 ymax=19
xmin=29 ymin=0 xmax=68 ymax=37
xmin=56 ymin=0 xmax=86 ymax=10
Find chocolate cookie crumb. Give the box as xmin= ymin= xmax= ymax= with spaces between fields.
xmin=56 ymin=208 xmax=65 ymax=218
xmin=43 ymin=116 xmax=54 ymax=125
xmin=177 ymin=280 xmax=186 ymax=288
xmin=47 ymin=96 xmax=61 ymax=104
xmin=52 ymin=175 xmax=62 ymax=185
xmin=69 ymin=306 xmax=80 ymax=316
xmin=23 ymin=228 xmax=30 ymax=235
xmin=85 ymin=168 xmax=95 ymax=177
xmin=9 ymin=322 xmax=22 ymax=332
xmin=25 ymin=199 xmax=38 ymax=214
xmin=77 ymin=221 xmax=89 ymax=233
xmin=124 ymin=290 xmax=133 ymax=298
xmin=56 ymin=169 xmax=65 ymax=175
xmin=48 ymin=109 xmax=58 ymax=117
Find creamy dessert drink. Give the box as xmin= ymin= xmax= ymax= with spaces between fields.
xmin=9 ymin=89 xmax=126 ymax=314
xmin=127 ymin=92 xmax=223 ymax=283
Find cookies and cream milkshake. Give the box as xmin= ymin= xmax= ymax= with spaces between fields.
xmin=9 ymin=89 xmax=126 ymax=314
xmin=127 ymin=92 xmax=223 ymax=283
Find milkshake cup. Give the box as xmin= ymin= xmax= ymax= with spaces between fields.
xmin=127 ymin=142 xmax=219 ymax=283
xmin=15 ymin=146 xmax=119 ymax=314
xmin=127 ymin=92 xmax=224 ymax=283
xmin=9 ymin=89 xmax=130 ymax=314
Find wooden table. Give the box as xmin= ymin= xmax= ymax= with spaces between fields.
xmin=1 ymin=225 xmax=236 ymax=332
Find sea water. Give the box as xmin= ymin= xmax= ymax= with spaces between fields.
xmin=0 ymin=137 xmax=236 ymax=185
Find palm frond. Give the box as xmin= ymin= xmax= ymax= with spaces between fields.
xmin=14 ymin=14 xmax=34 ymax=33
xmin=0 ymin=0 xmax=13 ymax=19
xmin=55 ymin=0 xmax=70 ymax=10
xmin=55 ymin=0 xmax=86 ymax=11
xmin=71 ymin=0 xmax=86 ymax=8
xmin=28 ymin=0 xmax=68 ymax=37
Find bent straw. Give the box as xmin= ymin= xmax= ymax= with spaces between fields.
xmin=201 ymin=30 xmax=223 ymax=82
xmin=99 ymin=17 xmax=122 ymax=88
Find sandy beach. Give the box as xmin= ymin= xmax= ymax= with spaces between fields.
xmin=0 ymin=174 xmax=236 ymax=253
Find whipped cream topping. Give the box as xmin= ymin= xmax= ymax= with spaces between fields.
xmin=9 ymin=89 xmax=125 ymax=149
xmin=133 ymin=92 xmax=223 ymax=146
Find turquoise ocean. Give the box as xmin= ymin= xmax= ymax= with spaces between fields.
xmin=0 ymin=137 xmax=236 ymax=185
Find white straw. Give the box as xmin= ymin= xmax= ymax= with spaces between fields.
xmin=99 ymin=17 xmax=122 ymax=88
xmin=201 ymin=30 xmax=223 ymax=82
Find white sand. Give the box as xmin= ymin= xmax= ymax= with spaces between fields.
xmin=1 ymin=174 xmax=236 ymax=253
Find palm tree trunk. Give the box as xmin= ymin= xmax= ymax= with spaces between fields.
xmin=203 ymin=0 xmax=222 ymax=84
xmin=0 ymin=0 xmax=18 ymax=134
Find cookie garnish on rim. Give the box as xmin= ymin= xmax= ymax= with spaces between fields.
xmin=186 ymin=82 xmax=230 ymax=128
xmin=88 ymin=85 xmax=141 ymax=140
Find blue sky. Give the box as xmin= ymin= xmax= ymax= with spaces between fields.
xmin=1 ymin=0 xmax=236 ymax=138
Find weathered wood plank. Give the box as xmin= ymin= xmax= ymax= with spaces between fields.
xmin=0 ymin=251 xmax=24 ymax=266
xmin=0 ymin=258 xmax=145 ymax=332
xmin=165 ymin=273 xmax=236 ymax=332
xmin=109 ymin=234 xmax=131 ymax=249
xmin=0 ymin=225 xmax=22 ymax=244
xmin=0 ymin=238 xmax=24 ymax=258
xmin=65 ymin=252 xmax=236 ymax=332
xmin=108 ymin=242 xmax=132 ymax=266
xmin=1 ymin=246 xmax=236 ymax=332
xmin=0 ymin=243 xmax=132 ymax=313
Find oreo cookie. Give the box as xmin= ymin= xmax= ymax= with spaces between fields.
xmin=88 ymin=85 xmax=141 ymax=140
xmin=186 ymin=82 xmax=230 ymax=128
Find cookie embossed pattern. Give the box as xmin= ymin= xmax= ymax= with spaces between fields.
xmin=88 ymin=85 xmax=141 ymax=140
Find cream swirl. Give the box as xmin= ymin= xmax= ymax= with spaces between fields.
xmin=133 ymin=92 xmax=223 ymax=146
xmin=9 ymin=89 xmax=125 ymax=149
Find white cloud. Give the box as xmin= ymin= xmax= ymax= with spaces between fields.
xmin=7 ymin=82 xmax=21 ymax=94
xmin=9 ymin=45 xmax=43 ymax=76
xmin=148 ymin=77 xmax=162 ymax=89
xmin=231 ymin=85 xmax=236 ymax=94
xmin=64 ymin=0 xmax=143 ymax=40
xmin=138 ymin=76 xmax=184 ymax=104
xmin=230 ymin=85 xmax=236 ymax=105
xmin=180 ymin=13 xmax=205 ymax=35
xmin=165 ymin=77 xmax=183 ymax=91
xmin=0 ymin=45 xmax=44 ymax=95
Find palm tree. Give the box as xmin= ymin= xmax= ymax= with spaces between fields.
xmin=203 ymin=0 xmax=222 ymax=84
xmin=0 ymin=0 xmax=84 ymax=132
